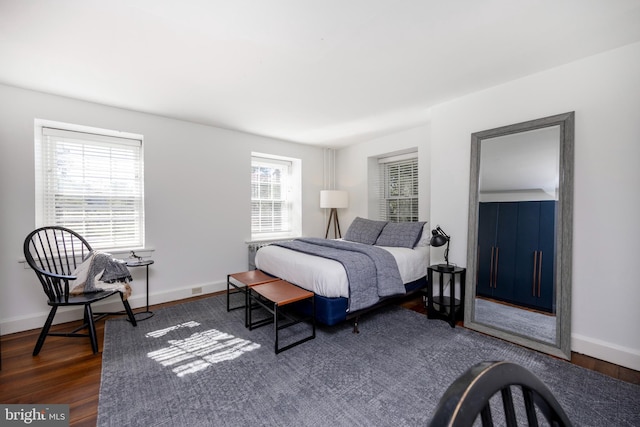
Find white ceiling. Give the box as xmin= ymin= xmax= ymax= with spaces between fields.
xmin=2 ymin=1 xmax=640 ymax=147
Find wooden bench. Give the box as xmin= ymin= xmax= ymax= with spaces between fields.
xmin=226 ymin=270 xmax=279 ymax=327
xmin=248 ymin=279 xmax=316 ymax=354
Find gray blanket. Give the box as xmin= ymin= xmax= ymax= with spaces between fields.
xmin=70 ymin=251 xmax=133 ymax=299
xmin=273 ymin=238 xmax=404 ymax=312
xmin=86 ymin=251 xmax=132 ymax=290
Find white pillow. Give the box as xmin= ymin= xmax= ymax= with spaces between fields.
xmin=414 ymin=223 xmax=431 ymax=247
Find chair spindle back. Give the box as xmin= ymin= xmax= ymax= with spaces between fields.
xmin=24 ymin=226 xmax=93 ymax=302
xmin=429 ymin=361 xmax=573 ymax=427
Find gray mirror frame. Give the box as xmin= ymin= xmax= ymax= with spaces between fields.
xmin=464 ymin=112 xmax=574 ymax=360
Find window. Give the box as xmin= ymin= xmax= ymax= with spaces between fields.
xmin=251 ymin=153 xmax=301 ymax=240
xmin=35 ymin=121 xmax=145 ymax=250
xmin=378 ymin=153 xmax=419 ymax=222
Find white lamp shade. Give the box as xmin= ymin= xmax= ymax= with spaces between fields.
xmin=320 ymin=190 xmax=348 ymax=209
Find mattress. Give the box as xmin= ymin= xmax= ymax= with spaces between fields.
xmin=255 ymin=242 xmax=429 ymax=298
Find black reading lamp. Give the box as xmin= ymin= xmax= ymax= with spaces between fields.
xmin=430 ymin=225 xmax=454 ymax=271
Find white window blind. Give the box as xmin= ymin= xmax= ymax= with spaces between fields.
xmin=251 ymin=155 xmax=292 ymax=236
xmin=36 ymin=126 xmax=144 ymax=249
xmin=379 ymin=153 xmax=419 ymax=222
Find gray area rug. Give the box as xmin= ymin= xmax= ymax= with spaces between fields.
xmin=475 ymin=298 xmax=556 ymax=344
xmin=99 ymin=295 xmax=639 ymax=426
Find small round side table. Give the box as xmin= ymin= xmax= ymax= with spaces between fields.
xmin=126 ymin=259 xmax=155 ymax=321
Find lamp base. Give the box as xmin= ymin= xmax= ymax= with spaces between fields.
xmin=436 ymin=263 xmax=456 ymax=272
xmin=324 ymin=208 xmax=342 ymax=239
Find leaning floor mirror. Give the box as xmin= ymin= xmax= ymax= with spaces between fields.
xmin=465 ymin=112 xmax=574 ymax=360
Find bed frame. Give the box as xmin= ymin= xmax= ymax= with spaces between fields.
xmin=295 ymin=276 xmax=427 ymax=333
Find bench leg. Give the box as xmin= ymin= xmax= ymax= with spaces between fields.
xmin=274 ymin=304 xmax=280 ymax=354
xmin=227 ymin=275 xmax=248 ymax=314
xmin=226 ymin=274 xmax=231 ymax=311
xmin=274 ymin=297 xmax=316 ymax=354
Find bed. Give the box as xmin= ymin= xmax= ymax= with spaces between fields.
xmin=255 ymin=217 xmax=430 ymax=329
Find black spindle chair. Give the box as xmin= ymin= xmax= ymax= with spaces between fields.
xmin=429 ymin=361 xmax=573 ymax=427
xmin=23 ymin=226 xmax=137 ymax=355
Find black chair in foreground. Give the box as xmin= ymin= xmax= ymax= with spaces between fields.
xmin=429 ymin=361 xmax=573 ymax=427
xmin=23 ymin=226 xmax=137 ymax=355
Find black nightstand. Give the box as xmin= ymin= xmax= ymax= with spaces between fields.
xmin=424 ymin=265 xmax=466 ymax=328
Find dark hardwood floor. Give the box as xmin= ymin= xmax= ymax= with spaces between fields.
xmin=1 ymin=293 xmax=637 ymax=426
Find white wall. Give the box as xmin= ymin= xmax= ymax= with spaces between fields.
xmin=430 ymin=42 xmax=640 ymax=370
xmin=335 ymin=124 xmax=431 ymax=228
xmin=3 ymin=41 xmax=639 ymax=370
xmin=0 ymin=84 xmax=326 ymax=334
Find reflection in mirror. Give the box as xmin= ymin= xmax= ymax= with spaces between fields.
xmin=475 ymin=126 xmax=559 ymax=344
xmin=465 ymin=112 xmax=574 ymax=360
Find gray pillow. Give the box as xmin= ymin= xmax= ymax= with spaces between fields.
xmin=375 ymin=221 xmax=427 ymax=248
xmin=343 ymin=217 xmax=388 ymax=245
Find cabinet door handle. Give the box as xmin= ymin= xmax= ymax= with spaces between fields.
xmin=494 ymin=247 xmax=499 ymax=288
xmin=537 ymin=251 xmax=543 ymax=297
xmin=489 ymin=246 xmax=495 ymax=288
xmin=476 ymin=246 xmax=480 ymax=287
xmin=532 ymin=251 xmax=538 ymax=296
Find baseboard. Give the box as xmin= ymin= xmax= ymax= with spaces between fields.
xmin=0 ymin=280 xmax=227 ymax=335
xmin=572 ymin=333 xmax=640 ymax=372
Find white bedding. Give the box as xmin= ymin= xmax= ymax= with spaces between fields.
xmin=254 ymin=242 xmax=429 ymax=299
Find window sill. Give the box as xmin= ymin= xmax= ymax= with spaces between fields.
xmin=246 ymin=236 xmax=299 ymax=245
xmin=18 ymin=247 xmax=155 ymax=266
xmin=109 ymin=247 xmax=155 ymax=259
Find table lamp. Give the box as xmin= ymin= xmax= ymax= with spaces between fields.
xmin=430 ymin=225 xmax=454 ymax=271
